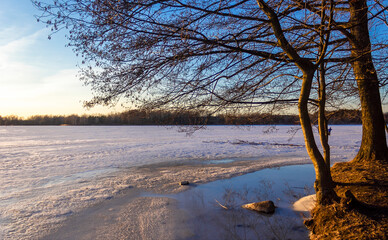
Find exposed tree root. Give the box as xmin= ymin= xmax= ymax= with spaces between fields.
xmin=305 ymin=161 xmax=388 ymax=239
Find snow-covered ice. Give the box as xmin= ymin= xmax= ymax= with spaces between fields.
xmin=0 ymin=125 xmax=367 ymax=239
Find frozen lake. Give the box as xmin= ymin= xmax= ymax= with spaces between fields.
xmin=0 ymin=125 xmax=365 ymax=239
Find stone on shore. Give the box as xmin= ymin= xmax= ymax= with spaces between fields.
xmin=242 ymin=200 xmax=276 ymax=214
xmin=179 ymin=181 xmax=190 ymax=186
xmin=292 ymin=194 xmax=316 ymax=212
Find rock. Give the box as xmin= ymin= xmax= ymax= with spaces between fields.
xmin=293 ymin=194 xmax=316 ymax=212
xmin=242 ymin=200 xmax=276 ymax=214
xmin=179 ymin=181 xmax=190 ymax=186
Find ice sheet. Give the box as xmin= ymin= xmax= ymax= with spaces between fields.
xmin=0 ymin=125 xmax=365 ymax=239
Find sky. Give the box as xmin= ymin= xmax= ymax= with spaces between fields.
xmin=0 ymin=1 xmax=387 ymax=118
xmin=0 ymin=0 xmax=123 ymax=117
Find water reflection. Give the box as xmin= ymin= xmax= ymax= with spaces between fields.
xmin=175 ymin=164 xmax=315 ymax=240
xmin=205 ymin=159 xmax=236 ymax=165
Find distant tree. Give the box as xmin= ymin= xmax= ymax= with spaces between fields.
xmin=327 ymin=109 xmax=362 ymax=124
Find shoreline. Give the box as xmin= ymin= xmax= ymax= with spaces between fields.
xmin=42 ymin=158 xmax=316 ymax=240
xmin=120 ymin=157 xmax=313 ymax=194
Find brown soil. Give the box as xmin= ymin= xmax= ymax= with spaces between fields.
xmin=307 ymin=161 xmax=388 ymax=239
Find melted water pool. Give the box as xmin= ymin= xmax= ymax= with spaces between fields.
xmin=175 ymin=164 xmax=315 ymax=240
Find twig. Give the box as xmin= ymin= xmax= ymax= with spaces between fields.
xmin=215 ymin=199 xmax=229 ymax=210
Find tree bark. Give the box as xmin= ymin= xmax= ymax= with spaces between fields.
xmin=299 ymin=68 xmax=338 ymax=205
xmin=349 ymin=0 xmax=388 ymax=164
xmin=318 ymin=64 xmax=331 ymax=171
xmin=317 ymin=1 xmax=331 ymax=171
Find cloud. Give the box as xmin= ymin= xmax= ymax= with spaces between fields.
xmin=0 ymin=28 xmax=46 ymax=55
xmin=0 ymin=26 xmax=26 ymax=45
xmin=0 ymin=68 xmax=88 ymax=116
xmin=0 ymin=29 xmax=49 ymax=85
xmin=0 ymin=29 xmax=88 ymax=116
xmin=0 ymin=1 xmax=121 ymax=116
xmin=0 ymin=65 xmax=124 ymax=117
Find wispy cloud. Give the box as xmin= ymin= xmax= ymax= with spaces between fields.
xmin=0 ymin=28 xmax=46 ymax=55
xmin=0 ymin=1 xmax=119 ymax=116
xmin=0 ymin=29 xmax=89 ymax=116
xmin=0 ymin=66 xmax=99 ymax=117
xmin=0 ymin=28 xmax=49 ymax=84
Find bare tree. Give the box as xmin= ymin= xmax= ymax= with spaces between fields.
xmin=32 ymin=0 xmax=387 ymax=203
xmin=294 ymin=0 xmax=388 ymax=164
xmin=255 ymin=0 xmax=339 ymax=204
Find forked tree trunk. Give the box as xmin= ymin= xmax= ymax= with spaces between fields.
xmin=256 ymin=0 xmax=338 ymax=205
xmin=349 ymin=0 xmax=388 ymax=164
xmin=299 ymin=69 xmax=338 ymax=205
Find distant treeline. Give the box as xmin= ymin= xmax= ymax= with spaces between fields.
xmin=0 ymin=109 xmax=386 ymax=126
xmin=0 ymin=110 xmax=298 ymax=125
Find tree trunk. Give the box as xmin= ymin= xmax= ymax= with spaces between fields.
xmin=317 ymin=0 xmax=331 ymax=170
xmin=318 ymin=64 xmax=331 ymax=171
xmin=256 ymin=0 xmax=338 ymax=205
xmin=299 ymin=69 xmax=337 ymax=205
xmin=349 ymin=0 xmax=388 ymax=164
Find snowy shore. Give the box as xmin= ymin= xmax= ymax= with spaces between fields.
xmin=0 ymin=125 xmax=363 ymax=239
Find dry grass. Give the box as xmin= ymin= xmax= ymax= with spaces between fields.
xmin=307 ymin=161 xmax=388 ymax=240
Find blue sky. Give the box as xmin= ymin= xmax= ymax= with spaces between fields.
xmin=1 ymin=1 xmax=386 ymax=117
xmin=0 ymin=0 xmax=123 ymax=117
